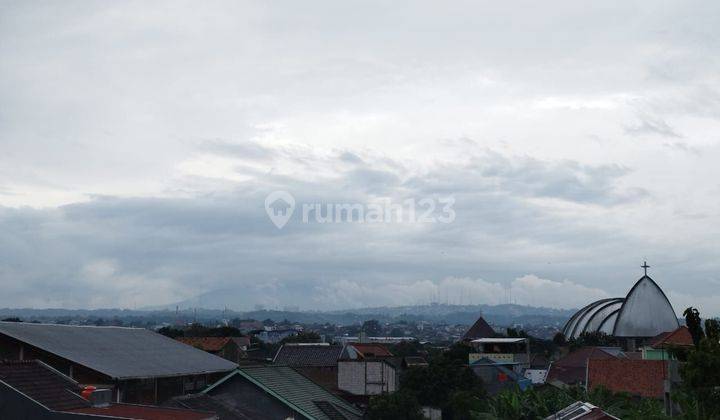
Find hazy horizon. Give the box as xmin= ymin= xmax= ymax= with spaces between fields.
xmin=2 ymin=1 xmax=719 ymax=316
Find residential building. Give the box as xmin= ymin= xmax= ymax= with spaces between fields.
xmin=0 ymin=359 xmax=217 ymax=420
xmin=337 ymin=359 xmax=398 ymax=396
xmin=545 ymin=347 xmax=625 ymax=388
xmin=341 ymin=343 xmax=394 ymax=359
xmin=470 ymin=357 xmax=532 ymax=395
xmin=177 ymin=337 xmax=247 ymax=363
xmin=255 ymin=329 xmax=299 ymax=344
xmin=469 ymin=337 xmax=530 ymax=375
xmin=545 ymin=401 xmax=619 ymax=420
xmin=0 ymin=321 xmax=237 ymax=404
xmin=641 ymin=326 xmax=694 ymax=360
xmin=336 ymin=336 xmax=416 ymax=345
xmin=272 ymin=343 xmax=343 ymax=391
xmin=337 ymin=343 xmax=398 ymax=396
xmin=201 ymin=365 xmax=363 ymax=420
xmin=587 ymin=358 xmax=668 ymax=398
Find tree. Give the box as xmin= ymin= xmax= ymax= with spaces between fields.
xmin=683 ymin=307 xmax=704 ymax=346
xmin=390 ymin=340 xmax=423 ymax=358
xmin=1 ymin=317 xmax=22 ymax=322
xmin=677 ymin=309 xmax=720 ymax=418
xmin=362 ymin=319 xmax=383 ymax=336
xmin=157 ymin=326 xmax=184 ymax=338
xmin=705 ymin=318 xmax=720 ymax=342
xmin=400 ymin=343 xmax=484 ymax=415
xmin=367 ymin=391 xmax=423 ymax=420
xmin=568 ymin=331 xmax=618 ymax=350
xmin=280 ymin=331 xmax=321 ymax=344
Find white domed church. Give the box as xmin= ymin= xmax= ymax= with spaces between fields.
xmin=562 ymin=263 xmax=679 ymax=340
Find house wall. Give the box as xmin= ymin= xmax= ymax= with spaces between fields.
xmin=523 ymin=369 xmax=547 ymax=384
xmin=294 ymin=366 xmax=338 ymax=392
xmin=642 ymin=348 xmax=671 ymax=360
xmin=338 ymin=361 xmax=397 ymax=395
xmin=219 ymin=340 xmax=243 ymax=363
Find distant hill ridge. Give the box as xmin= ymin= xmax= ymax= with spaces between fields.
xmin=0 ymin=303 xmax=575 ymax=327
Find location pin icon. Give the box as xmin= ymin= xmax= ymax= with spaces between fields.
xmin=265 ymin=191 xmax=295 ymax=229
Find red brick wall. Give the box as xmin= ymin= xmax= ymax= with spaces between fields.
xmin=587 ymin=359 xmax=667 ymax=398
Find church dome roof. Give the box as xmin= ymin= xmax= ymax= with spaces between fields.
xmin=562 ymin=273 xmax=678 ymax=339
xmin=612 ymin=275 xmax=679 ymax=337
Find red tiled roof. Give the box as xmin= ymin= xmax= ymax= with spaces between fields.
xmin=587 ymin=359 xmax=667 ymax=398
xmin=69 ymin=403 xmax=216 ymax=420
xmin=230 ymin=337 xmax=251 ymax=348
xmin=546 ymin=347 xmax=621 ymax=386
xmin=177 ymin=337 xmax=232 ymax=352
xmin=647 ymin=326 xmax=694 ymax=349
xmin=349 ymin=343 xmax=393 ymax=358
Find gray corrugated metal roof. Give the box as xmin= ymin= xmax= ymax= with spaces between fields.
xmin=205 ymin=366 xmax=362 ymax=420
xmin=562 ymin=275 xmax=679 ymax=339
xmin=0 ymin=322 xmax=237 ymax=380
xmin=613 ymin=276 xmax=679 ymax=337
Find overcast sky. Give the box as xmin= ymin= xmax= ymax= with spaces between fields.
xmin=1 ymin=1 xmax=719 ymax=315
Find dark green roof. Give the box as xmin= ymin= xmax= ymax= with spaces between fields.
xmin=204 ymin=366 xmax=362 ymax=420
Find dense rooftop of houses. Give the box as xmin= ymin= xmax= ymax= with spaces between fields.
xmin=0 ymin=269 xmax=716 ymax=419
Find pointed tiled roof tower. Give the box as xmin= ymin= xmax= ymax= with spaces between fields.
xmin=462 ymin=316 xmax=495 ymax=341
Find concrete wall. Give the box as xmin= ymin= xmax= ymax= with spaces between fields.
xmin=337 ymin=360 xmax=397 ymax=395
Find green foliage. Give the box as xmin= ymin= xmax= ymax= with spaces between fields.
xmin=473 ymin=386 xmax=667 ymax=420
xmin=567 ymin=331 xmax=618 ymax=350
xmin=683 ymin=307 xmax=705 ymax=346
xmin=367 ymin=391 xmax=424 ymax=420
xmin=400 ymin=342 xmax=484 ymax=418
xmin=390 ymin=340 xmax=424 ymax=358
xmin=506 ymin=327 xmax=527 ymax=338
xmin=157 ymin=324 xmax=244 ymax=338
xmin=705 ymin=318 xmax=720 ymax=341
xmin=672 ymin=308 xmax=720 ymax=418
xmin=678 ymin=335 xmax=720 ymax=417
xmin=157 ymin=326 xmax=184 ymax=338
xmin=280 ymin=331 xmax=321 ymax=344
xmin=362 ymin=319 xmax=383 ymax=336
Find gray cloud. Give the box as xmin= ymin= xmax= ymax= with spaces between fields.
xmin=2 ymin=1 xmax=720 ymax=315
xmin=1 ymin=145 xmax=717 ymax=313
xmin=624 ymin=115 xmax=682 ymax=138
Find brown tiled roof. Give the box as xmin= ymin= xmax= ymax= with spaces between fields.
xmin=230 ymin=337 xmax=251 ymax=348
xmin=347 ymin=343 xmax=393 ymax=358
xmin=69 ymin=403 xmax=216 ymax=420
xmin=177 ymin=337 xmax=232 ymax=352
xmin=587 ymin=359 xmax=667 ymax=398
xmin=273 ymin=344 xmax=342 ymax=367
xmin=462 ymin=316 xmax=495 ymax=341
xmin=546 ymin=347 xmax=622 ymax=386
xmin=647 ymin=326 xmax=694 ymax=349
xmin=0 ymin=360 xmax=89 ymax=411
